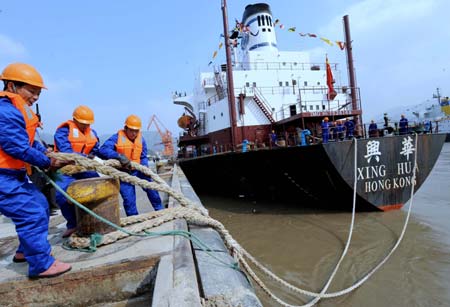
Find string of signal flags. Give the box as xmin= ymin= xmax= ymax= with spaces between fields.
xmin=208 ymin=18 xmax=346 ymax=66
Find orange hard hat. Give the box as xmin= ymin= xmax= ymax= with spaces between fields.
xmin=73 ymin=105 xmax=94 ymax=124
xmin=0 ymin=63 xmax=47 ymax=89
xmin=125 ymin=114 xmax=142 ymax=130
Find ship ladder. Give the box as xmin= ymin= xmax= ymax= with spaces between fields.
xmin=253 ymin=88 xmax=275 ymax=123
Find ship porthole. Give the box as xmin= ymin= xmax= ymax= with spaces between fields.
xmin=221 ymin=112 xmax=224 ymax=117
xmin=213 ymin=115 xmax=216 ymax=120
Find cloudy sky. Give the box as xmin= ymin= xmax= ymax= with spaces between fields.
xmin=1 ymin=0 xmax=449 ymax=137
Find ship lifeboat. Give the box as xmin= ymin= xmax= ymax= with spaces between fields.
xmin=177 ymin=115 xmax=193 ymax=129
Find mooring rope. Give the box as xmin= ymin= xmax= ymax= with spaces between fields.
xmin=44 ymin=136 xmax=420 ymax=307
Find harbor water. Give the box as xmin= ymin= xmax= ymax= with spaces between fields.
xmin=202 ymin=143 xmax=450 ymax=306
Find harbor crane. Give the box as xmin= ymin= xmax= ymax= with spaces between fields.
xmin=147 ymin=115 xmax=174 ymax=158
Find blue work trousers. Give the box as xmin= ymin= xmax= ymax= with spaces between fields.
xmin=0 ymin=172 xmax=54 ymax=276
xmin=120 ymin=171 xmax=163 ymax=216
xmin=55 ymin=171 xmax=99 ymax=229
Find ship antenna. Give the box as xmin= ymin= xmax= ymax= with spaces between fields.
xmin=221 ymin=0 xmax=238 ymax=149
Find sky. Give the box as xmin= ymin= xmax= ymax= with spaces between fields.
xmin=1 ymin=0 xmax=449 ymax=138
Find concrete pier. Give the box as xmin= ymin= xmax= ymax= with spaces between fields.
xmin=0 ymin=163 xmax=261 ymax=306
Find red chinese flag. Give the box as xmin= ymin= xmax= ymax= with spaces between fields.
xmin=326 ymin=56 xmax=337 ymax=100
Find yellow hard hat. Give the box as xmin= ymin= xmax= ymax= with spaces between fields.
xmin=73 ymin=105 xmax=94 ymax=124
xmin=324 ymin=117 xmax=329 ymax=121
xmin=0 ymin=63 xmax=47 ymax=89
xmin=125 ymin=114 xmax=142 ymax=130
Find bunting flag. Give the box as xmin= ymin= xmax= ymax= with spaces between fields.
xmin=336 ymin=41 xmax=346 ymax=50
xmin=326 ymin=56 xmax=337 ymax=100
xmin=218 ymin=42 xmax=223 ymax=49
xmin=279 ymin=24 xmax=285 ymax=29
xmin=307 ymin=33 xmax=317 ymax=38
xmin=288 ymin=27 xmax=296 ymax=32
xmin=212 ymin=50 xmax=218 ymax=59
xmin=320 ymin=37 xmax=333 ymax=46
xmin=274 ymin=19 xmax=280 ymax=26
xmin=299 ymin=32 xmax=307 ymax=37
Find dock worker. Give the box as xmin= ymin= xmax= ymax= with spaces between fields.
xmin=399 ymin=114 xmax=409 ymax=135
xmin=368 ymin=120 xmax=378 ymax=138
xmin=99 ymin=115 xmax=164 ymax=216
xmin=270 ymin=130 xmax=278 ymax=147
xmin=344 ymin=118 xmax=355 ymax=139
xmin=335 ymin=120 xmax=345 ymax=141
xmin=0 ymin=63 xmax=71 ymax=278
xmin=54 ymin=105 xmax=100 ymax=237
xmin=321 ymin=117 xmax=330 ymax=143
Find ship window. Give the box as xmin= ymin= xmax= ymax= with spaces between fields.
xmin=292 ymin=80 xmax=297 ymax=85
xmin=279 ymin=81 xmax=283 ymax=86
xmin=246 ymin=82 xmax=250 ymax=87
xmin=309 ymin=105 xmax=313 ymax=110
xmin=221 ymin=112 xmax=223 ymax=117
xmin=213 ymin=115 xmax=216 ymax=120
xmin=257 ymin=16 xmax=261 ymax=26
xmin=262 ymin=28 xmax=266 ymax=32
xmin=265 ymin=15 xmax=270 ymax=26
xmin=261 ymin=15 xmax=265 ymax=26
xmin=269 ymin=16 xmax=272 ymax=26
xmin=285 ymin=81 xmax=289 ymax=86
xmin=253 ymin=82 xmax=257 ymax=87
xmin=282 ymin=62 xmax=286 ymax=66
xmin=268 ymin=28 xmax=271 ymax=32
xmin=322 ymin=105 xmax=326 ymax=110
xmin=316 ymin=105 xmax=320 ymax=110
xmin=317 ymin=82 xmax=321 ymax=85
xmin=294 ymin=62 xmax=297 ymax=66
xmin=304 ymin=81 xmax=308 ymax=86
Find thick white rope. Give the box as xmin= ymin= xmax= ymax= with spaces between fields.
xmin=49 ymin=136 xmax=420 ymax=306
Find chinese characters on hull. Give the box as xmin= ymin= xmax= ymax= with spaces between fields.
xmin=357 ymin=137 xmax=417 ymax=193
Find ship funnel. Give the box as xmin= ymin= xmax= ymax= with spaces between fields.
xmin=240 ymin=3 xmax=278 ymax=53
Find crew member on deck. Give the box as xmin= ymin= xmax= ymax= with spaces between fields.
xmin=321 ymin=117 xmax=330 ymax=143
xmin=0 ymin=63 xmax=71 ymax=278
xmin=399 ymin=114 xmax=409 ymax=135
xmin=368 ymin=120 xmax=378 ymax=138
xmin=99 ymin=115 xmax=164 ymax=216
xmin=344 ymin=118 xmax=355 ymax=139
xmin=54 ymin=105 xmax=100 ymax=238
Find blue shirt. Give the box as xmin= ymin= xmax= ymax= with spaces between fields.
xmin=54 ymin=125 xmax=100 ymax=156
xmin=99 ymin=133 xmax=149 ymax=167
xmin=0 ymin=97 xmax=50 ymax=172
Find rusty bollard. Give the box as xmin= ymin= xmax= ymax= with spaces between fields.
xmin=67 ymin=177 xmax=121 ymax=236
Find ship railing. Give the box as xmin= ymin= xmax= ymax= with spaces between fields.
xmin=233 ymin=61 xmax=338 ymax=72
xmin=362 ymin=119 xmax=438 ymax=137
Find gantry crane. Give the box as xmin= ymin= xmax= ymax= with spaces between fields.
xmin=147 ymin=115 xmax=174 ymax=158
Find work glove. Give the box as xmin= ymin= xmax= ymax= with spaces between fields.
xmin=118 ymin=155 xmax=132 ymax=169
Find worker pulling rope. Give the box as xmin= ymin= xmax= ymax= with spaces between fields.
xmin=45 ymin=135 xmax=420 ymax=307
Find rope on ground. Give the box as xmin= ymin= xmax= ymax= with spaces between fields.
xmin=45 ymin=139 xmax=420 ymax=307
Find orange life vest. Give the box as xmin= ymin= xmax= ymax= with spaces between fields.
xmin=116 ymin=129 xmax=142 ymax=163
xmin=54 ymin=120 xmax=97 ymax=154
xmin=0 ymin=91 xmax=40 ymax=171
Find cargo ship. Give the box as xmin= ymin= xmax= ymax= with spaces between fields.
xmin=173 ymin=2 xmax=446 ymax=211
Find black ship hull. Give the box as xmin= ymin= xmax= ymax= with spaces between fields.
xmin=178 ymin=134 xmax=446 ymax=211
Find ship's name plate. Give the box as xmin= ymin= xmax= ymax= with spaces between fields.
xmin=357 ymin=162 xmax=417 ymax=193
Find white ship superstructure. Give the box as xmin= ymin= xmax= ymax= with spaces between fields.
xmin=175 ymin=3 xmax=360 ymax=150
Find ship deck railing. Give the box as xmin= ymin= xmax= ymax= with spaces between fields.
xmin=231 ymin=61 xmax=339 ymax=72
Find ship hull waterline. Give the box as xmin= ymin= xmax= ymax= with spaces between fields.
xmin=178 ymin=134 xmax=446 ymax=211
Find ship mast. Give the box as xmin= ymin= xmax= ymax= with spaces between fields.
xmin=343 ymin=15 xmax=362 ymax=135
xmin=221 ymin=0 xmax=238 ymax=148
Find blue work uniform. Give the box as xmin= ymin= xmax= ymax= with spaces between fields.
xmin=99 ymin=133 xmax=163 ymax=216
xmin=54 ymin=124 xmax=100 ymax=229
xmin=399 ymin=117 xmax=409 ymax=135
xmin=321 ymin=121 xmax=330 ymax=143
xmin=344 ymin=120 xmax=355 ymax=139
xmin=0 ymin=94 xmax=55 ymax=276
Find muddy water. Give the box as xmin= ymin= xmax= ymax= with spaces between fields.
xmin=201 ymin=143 xmax=450 ymax=306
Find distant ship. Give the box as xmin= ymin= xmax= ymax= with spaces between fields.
xmin=173 ymin=2 xmax=446 ymax=211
